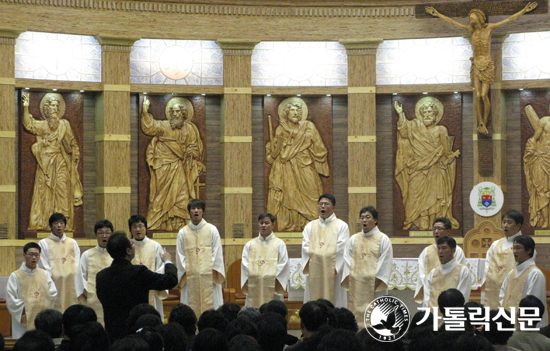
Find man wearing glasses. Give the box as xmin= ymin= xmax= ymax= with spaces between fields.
xmin=7 ymin=242 xmax=57 ymax=338
xmin=302 ymin=194 xmax=350 ymax=307
xmin=75 ymin=219 xmax=114 ymax=326
xmin=414 ymin=217 xmax=465 ymax=304
xmin=129 ymin=214 xmax=168 ymax=316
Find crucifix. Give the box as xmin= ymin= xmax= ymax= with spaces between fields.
xmin=420 ymin=0 xmax=542 ymax=134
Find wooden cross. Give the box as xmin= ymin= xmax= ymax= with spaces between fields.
xmin=416 ymin=0 xmax=546 ymax=19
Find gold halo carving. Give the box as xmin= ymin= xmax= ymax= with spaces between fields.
xmin=415 ymin=96 xmax=444 ymax=125
xmin=39 ymin=93 xmax=66 ymax=120
xmin=165 ymin=97 xmax=194 ymax=122
xmin=278 ymin=97 xmax=309 ymax=121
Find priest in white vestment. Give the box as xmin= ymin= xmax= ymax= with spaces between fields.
xmin=75 ymin=220 xmax=114 ymax=326
xmin=38 ymin=213 xmax=80 ymax=313
xmin=422 ymin=236 xmax=473 ymax=309
xmin=342 ymin=206 xmax=393 ymax=324
xmin=302 ymin=194 xmax=349 ymax=308
xmin=7 ymin=242 xmax=57 ymax=338
xmin=500 ymin=235 xmax=548 ymax=327
xmin=177 ymin=199 xmax=225 ymax=317
xmin=241 ymin=213 xmax=290 ymax=307
xmin=414 ymin=217 xmax=465 ymax=304
xmin=129 ymin=214 xmax=169 ymax=316
xmin=481 ymin=210 xmax=524 ymax=309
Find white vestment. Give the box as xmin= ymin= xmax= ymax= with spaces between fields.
xmin=414 ymin=243 xmax=465 ymax=301
xmin=422 ymin=257 xmax=473 ymax=308
xmin=132 ymin=237 xmax=166 ymax=316
xmin=176 ymin=219 xmax=225 ymax=309
xmin=302 ymin=213 xmax=349 ymax=308
xmin=7 ymin=263 xmax=57 ymax=338
xmin=241 ymin=232 xmax=290 ymax=307
xmin=499 ymin=258 xmax=548 ymax=327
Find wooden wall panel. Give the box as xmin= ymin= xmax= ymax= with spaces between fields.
xmin=96 ymin=193 xmax=130 ymax=233
xmin=348 ymin=94 xmax=376 ymax=134
xmin=223 ymin=194 xmax=252 ymax=239
xmin=223 ymin=143 xmax=252 ymax=188
xmin=504 ymin=91 xmax=521 ymax=214
xmin=376 ymin=95 xmax=394 ymax=235
xmin=462 ymin=94 xmax=475 ymax=234
xmin=333 ymin=95 xmax=349 ymax=225
xmin=0 ymin=247 xmax=16 ymax=276
xmin=222 ymin=95 xmax=252 ymax=136
xmin=252 ymin=95 xmax=265 ymax=227
xmin=205 ymin=96 xmax=223 ymax=233
xmin=83 ymin=94 xmax=97 ymax=236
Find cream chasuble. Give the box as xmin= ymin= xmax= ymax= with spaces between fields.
xmin=502 ymin=265 xmax=537 ymax=311
xmin=344 ymin=232 xmax=383 ymax=324
xmin=485 ymin=239 xmax=516 ymax=309
xmin=45 ymin=237 xmax=78 ymax=312
xmin=306 ymin=220 xmax=338 ymax=301
xmin=14 ymin=268 xmax=52 ymax=330
xmin=243 ymin=236 xmax=283 ymax=307
xmin=428 ymin=263 xmax=464 ymax=309
xmin=182 ymin=223 xmax=218 ymax=317
xmin=132 ymin=239 xmax=168 ymax=307
xmin=86 ymin=248 xmax=112 ymax=326
xmin=415 ymin=245 xmax=438 ymax=304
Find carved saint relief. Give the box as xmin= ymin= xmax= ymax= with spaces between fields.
xmin=266 ymin=97 xmax=329 ymax=231
xmin=394 ymin=97 xmax=460 ymax=231
xmin=22 ymin=93 xmax=83 ymax=231
xmin=524 ymin=105 xmax=550 ymax=228
xmin=141 ymin=96 xmax=205 ymax=231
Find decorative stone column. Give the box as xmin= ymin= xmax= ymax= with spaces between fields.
xmin=216 ymin=39 xmax=258 ymax=268
xmin=94 ymin=36 xmax=138 ymax=233
xmin=473 ymin=34 xmax=507 ymax=226
xmin=341 ymin=39 xmax=383 ymax=234
xmin=0 ymin=28 xmax=22 ymax=275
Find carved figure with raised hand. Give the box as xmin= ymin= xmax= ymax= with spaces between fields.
xmin=141 ymin=96 xmax=204 ymax=231
xmin=426 ymin=2 xmax=538 ymax=134
xmin=394 ymin=97 xmax=460 ymax=231
xmin=22 ymin=93 xmax=83 ymax=232
xmin=524 ymin=104 xmax=550 ymax=228
xmin=266 ymin=97 xmax=329 ymax=231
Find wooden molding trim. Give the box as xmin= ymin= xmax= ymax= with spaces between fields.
xmin=104 ymin=84 xmax=131 ymax=92
xmin=224 ymin=87 xmax=252 ymax=94
xmin=348 ymin=136 xmax=376 ymax=142
xmin=95 ymin=35 xmax=139 ymax=48
xmin=340 ymin=39 xmax=383 ymax=55
xmin=0 ymin=131 xmax=16 ymax=138
xmin=95 ymin=134 xmax=131 ymax=141
xmin=0 ymin=185 xmax=16 ymax=192
xmin=220 ymin=136 xmax=252 ymax=143
xmin=94 ymin=186 xmax=132 ymax=194
xmin=0 ymin=28 xmax=25 ymax=42
xmin=472 ymin=134 xmax=506 ymax=141
xmin=348 ymin=87 xmax=376 ymax=94
xmin=348 ymin=186 xmax=376 ymax=194
xmin=0 ymin=78 xmax=15 ymax=85
xmin=222 ymin=187 xmax=253 ymax=194
xmin=0 ymin=1 xmax=415 ymax=18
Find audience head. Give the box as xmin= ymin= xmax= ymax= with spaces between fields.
xmin=256 ymin=312 xmax=287 ymax=351
xmin=62 ymin=305 xmax=97 ymax=339
xmin=133 ymin=314 xmax=163 ymax=333
xmin=14 ymin=330 xmax=55 ymax=351
xmin=197 ymin=309 xmax=229 ymax=332
xmin=237 ymin=307 xmax=261 ymax=322
xmin=219 ymin=302 xmax=241 ymax=323
xmin=106 ymin=232 xmax=133 ymax=260
xmin=127 ymin=303 xmax=162 ymax=333
xmin=464 ymin=301 xmax=484 ymax=332
xmin=455 ymin=333 xmax=494 ymax=351
xmin=228 ymin=335 xmax=261 ymax=351
xmin=299 ymin=301 xmax=328 ymax=333
xmin=484 ymin=310 xmax=514 ymax=346
xmin=109 ymin=335 xmax=149 ymax=351
xmin=334 ymin=307 xmax=358 ymax=332
xmin=438 ymin=288 xmax=465 ymax=315
xmin=193 ymin=328 xmax=228 ymax=351
xmin=502 ymin=210 xmax=524 ymax=236
xmin=519 ymin=294 xmax=545 ymax=319
xmin=136 ymin=327 xmax=163 ymax=351
xmin=69 ymin=321 xmax=109 ymax=351
xmin=156 ymin=323 xmax=187 ymax=351
xmin=265 ymin=300 xmax=288 ymax=319
xmin=169 ymin=304 xmax=197 ymax=336
xmin=34 ymin=309 xmax=63 ymax=339
xmin=225 ymin=317 xmax=258 ymax=342
xmin=409 ymin=310 xmax=434 ymax=333
xmin=318 ymin=329 xmax=361 ymax=351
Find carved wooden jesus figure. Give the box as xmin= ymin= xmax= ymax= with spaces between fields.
xmin=426 ymin=2 xmax=537 ymax=134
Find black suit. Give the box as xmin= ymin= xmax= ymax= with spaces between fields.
xmin=96 ymin=258 xmax=178 ymax=341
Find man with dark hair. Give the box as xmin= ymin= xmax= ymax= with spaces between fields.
xmin=508 ymin=295 xmax=550 ymax=351
xmin=482 ymin=210 xmax=525 ymax=309
xmin=38 ymin=212 xmax=80 ymax=313
xmin=193 ymin=328 xmax=228 ymax=351
xmin=96 ymin=232 xmax=178 ymax=341
xmin=437 ymin=288 xmax=465 ymax=315
xmin=286 ymin=301 xmax=330 ymax=351
xmin=302 ymin=194 xmax=350 ymax=307
xmin=484 ymin=309 xmax=518 ymax=351
xmin=34 ymin=309 xmax=63 ymax=348
xmin=176 ymin=199 xmax=225 ymax=316
xmin=169 ymin=303 xmax=197 ymax=341
xmin=13 ymin=329 xmax=55 ymax=351
xmin=415 ymin=217 xmax=465 ymax=303
xmin=342 ymin=206 xmax=393 ymax=323
xmin=62 ymin=304 xmax=97 ymax=340
xmin=422 ymin=236 xmax=473 ymax=309
xmin=128 ymin=214 xmax=168 ymax=317
xmin=241 ymin=213 xmax=290 ymax=307
xmin=196 ymin=309 xmax=229 ymax=333
xmin=256 ymin=312 xmax=287 ymax=351
xmin=500 ymin=235 xmax=548 ymax=327
xmin=7 ymin=242 xmax=57 ymax=338
xmin=75 ymin=219 xmax=114 ymax=326
xmin=218 ymin=302 xmax=241 ymax=323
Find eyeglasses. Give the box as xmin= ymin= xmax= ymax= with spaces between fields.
xmin=96 ymin=231 xmax=112 ymax=236
xmin=433 ymin=226 xmax=446 ymax=231
xmin=318 ymin=202 xmax=332 ymax=207
xmin=131 ymin=224 xmax=146 ymax=230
